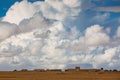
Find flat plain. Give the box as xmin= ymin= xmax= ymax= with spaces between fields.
xmin=0 ymin=69 xmax=120 ymax=80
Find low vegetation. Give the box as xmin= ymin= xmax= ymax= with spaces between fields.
xmin=0 ymin=67 xmax=120 ymax=80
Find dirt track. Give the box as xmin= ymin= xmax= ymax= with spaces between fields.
xmin=0 ymin=70 xmax=120 ymax=80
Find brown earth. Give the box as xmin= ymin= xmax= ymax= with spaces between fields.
xmin=0 ymin=69 xmax=120 ymax=80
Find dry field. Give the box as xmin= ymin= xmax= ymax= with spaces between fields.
xmin=0 ymin=70 xmax=120 ymax=80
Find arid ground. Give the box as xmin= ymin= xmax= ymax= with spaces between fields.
xmin=0 ymin=69 xmax=120 ymax=80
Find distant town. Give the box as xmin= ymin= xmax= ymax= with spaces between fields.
xmin=11 ymin=66 xmax=119 ymax=73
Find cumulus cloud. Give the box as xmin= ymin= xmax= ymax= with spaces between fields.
xmin=3 ymin=0 xmax=81 ymax=25
xmin=0 ymin=22 xmax=18 ymax=40
xmin=33 ymin=0 xmax=81 ymax=22
xmin=63 ymin=0 xmax=81 ymax=8
xmin=0 ymin=23 xmax=120 ymax=70
xmin=0 ymin=0 xmax=120 ymax=71
xmin=85 ymin=25 xmax=110 ymax=46
xmin=94 ymin=6 xmax=120 ymax=12
xmin=0 ymin=0 xmax=81 ymax=40
xmin=93 ymin=47 xmax=120 ymax=69
xmin=19 ymin=12 xmax=53 ymax=33
xmin=0 ymin=12 xmax=54 ymax=41
xmin=2 ymin=0 xmax=36 ymax=25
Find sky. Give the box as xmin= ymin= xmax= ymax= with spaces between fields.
xmin=0 ymin=0 xmax=120 ymax=71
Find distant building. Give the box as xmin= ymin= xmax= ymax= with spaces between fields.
xmin=50 ymin=69 xmax=62 ymax=72
xmin=65 ymin=66 xmax=80 ymax=72
xmin=75 ymin=67 xmax=80 ymax=71
xmin=113 ymin=69 xmax=118 ymax=72
xmin=20 ymin=69 xmax=28 ymax=71
xmin=65 ymin=69 xmax=75 ymax=72
xmin=13 ymin=69 xmax=17 ymax=72
xmin=46 ymin=69 xmax=62 ymax=72
xmin=34 ymin=69 xmax=45 ymax=72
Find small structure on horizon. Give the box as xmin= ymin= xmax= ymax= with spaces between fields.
xmin=34 ymin=69 xmax=45 ymax=72
xmin=65 ymin=66 xmax=80 ymax=72
xmin=20 ymin=69 xmax=28 ymax=72
xmin=46 ymin=69 xmax=62 ymax=72
xmin=75 ymin=66 xmax=80 ymax=71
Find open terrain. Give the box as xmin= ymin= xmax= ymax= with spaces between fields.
xmin=0 ymin=68 xmax=120 ymax=80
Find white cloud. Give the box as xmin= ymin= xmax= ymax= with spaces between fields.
xmin=1 ymin=0 xmax=81 ymax=39
xmin=3 ymin=0 xmax=81 ymax=25
xmin=85 ymin=25 xmax=110 ymax=46
xmin=63 ymin=0 xmax=81 ymax=8
xmin=0 ymin=22 xmax=18 ymax=40
xmin=93 ymin=47 xmax=120 ymax=69
xmin=0 ymin=0 xmax=120 ymax=70
xmin=3 ymin=0 xmax=36 ymax=25
xmin=19 ymin=12 xmax=53 ymax=33
xmin=0 ymin=23 xmax=120 ymax=70
xmin=34 ymin=0 xmax=81 ymax=21
xmin=0 ymin=12 xmax=53 ymax=41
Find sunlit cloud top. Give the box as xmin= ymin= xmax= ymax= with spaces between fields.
xmin=0 ymin=0 xmax=120 ymax=71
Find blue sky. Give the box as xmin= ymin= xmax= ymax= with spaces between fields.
xmin=76 ymin=0 xmax=120 ymax=36
xmin=0 ymin=0 xmax=120 ymax=31
xmin=0 ymin=0 xmax=120 ymax=70
xmin=0 ymin=0 xmax=44 ymax=17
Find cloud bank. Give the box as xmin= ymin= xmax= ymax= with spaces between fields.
xmin=95 ymin=6 xmax=120 ymax=13
xmin=0 ymin=0 xmax=120 ymax=70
